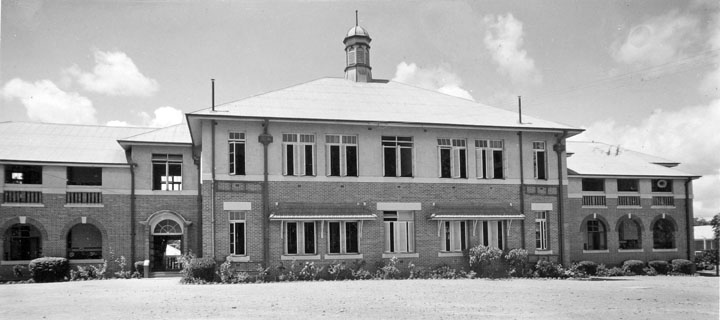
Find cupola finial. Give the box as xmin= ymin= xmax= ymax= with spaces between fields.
xmin=344 ymin=13 xmax=372 ymax=82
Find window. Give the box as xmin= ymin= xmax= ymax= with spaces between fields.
xmin=3 ymin=224 xmax=42 ymax=261
xmin=382 ymin=136 xmax=413 ymax=177
xmin=653 ymin=219 xmax=675 ymax=249
xmin=533 ymin=141 xmax=547 ymax=180
xmin=480 ymin=221 xmax=506 ymax=249
xmin=229 ymin=132 xmax=246 ymax=175
xmin=438 ymin=139 xmax=467 ymax=178
xmin=651 ymin=179 xmax=672 ymax=193
xmin=229 ymin=212 xmax=246 ymax=255
xmin=384 ymin=211 xmax=415 ymax=253
xmin=283 ymin=134 xmax=315 ymax=176
xmin=326 ymin=135 xmax=358 ymax=177
xmin=286 ymin=222 xmax=316 ymax=255
xmin=535 ymin=212 xmax=548 ymax=250
xmin=328 ymin=221 xmax=359 ymax=254
xmin=4 ymin=165 xmax=42 ymax=184
xmin=475 ymin=140 xmax=504 ymax=179
xmin=153 ymin=220 xmax=182 ymax=235
xmin=67 ymin=167 xmax=102 ymax=186
xmin=441 ymin=221 xmax=467 ymax=252
xmin=617 ymin=179 xmax=639 ymax=192
xmin=618 ymin=218 xmax=641 ymax=249
xmin=585 ymin=220 xmax=607 ymax=250
xmin=152 ymin=154 xmax=183 ymax=191
xmin=581 ymin=178 xmax=605 ymax=192
xmin=67 ymin=224 xmax=102 ymax=259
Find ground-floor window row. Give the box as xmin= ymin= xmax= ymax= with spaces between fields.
xmin=2 ymin=222 xmax=103 ymax=261
xmin=227 ymin=211 xmax=535 ymax=259
xmin=581 ymin=214 xmax=678 ymax=252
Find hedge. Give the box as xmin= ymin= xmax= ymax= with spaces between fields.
xmin=622 ymin=260 xmax=646 ymax=275
xmin=181 ymin=257 xmax=216 ymax=282
xmin=576 ymin=261 xmax=598 ymax=276
xmin=29 ymin=257 xmax=70 ymax=282
xmin=648 ymin=260 xmax=670 ymax=274
xmin=670 ymin=259 xmax=694 ymax=274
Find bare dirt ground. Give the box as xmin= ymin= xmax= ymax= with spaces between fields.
xmin=0 ymin=276 xmax=717 ymax=319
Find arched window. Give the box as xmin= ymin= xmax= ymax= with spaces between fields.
xmin=153 ymin=219 xmax=182 ymax=235
xmin=585 ymin=219 xmax=607 ymax=250
xmin=618 ymin=218 xmax=641 ymax=249
xmin=67 ymin=224 xmax=102 ymax=259
xmin=653 ymin=219 xmax=675 ymax=249
xmin=4 ymin=224 xmax=42 ymax=261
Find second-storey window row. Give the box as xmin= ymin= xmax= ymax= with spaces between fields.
xmin=152 ymin=154 xmax=183 ymax=191
xmin=475 ymin=140 xmax=504 ymax=179
xmin=326 ymin=135 xmax=358 ymax=177
xmin=229 ymin=132 xmax=246 ymax=175
xmin=438 ymin=138 xmax=467 ymax=179
xmin=382 ymin=136 xmax=413 ymax=177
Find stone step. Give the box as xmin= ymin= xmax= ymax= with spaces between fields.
xmin=150 ymin=271 xmax=181 ymax=278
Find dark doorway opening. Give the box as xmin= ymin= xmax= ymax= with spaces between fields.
xmin=151 ymin=235 xmax=182 ymax=271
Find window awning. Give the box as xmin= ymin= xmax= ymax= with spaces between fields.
xmin=269 ymin=202 xmax=377 ymax=221
xmin=429 ymin=203 xmax=525 ymax=221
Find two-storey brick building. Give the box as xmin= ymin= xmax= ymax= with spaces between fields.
xmin=0 ymin=23 xmax=699 ymax=277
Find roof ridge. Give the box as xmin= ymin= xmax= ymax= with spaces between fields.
xmin=1 ymin=120 xmax=157 ymax=130
xmin=118 ymin=123 xmax=188 ymax=141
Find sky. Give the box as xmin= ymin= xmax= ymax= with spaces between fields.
xmin=1 ymin=0 xmax=718 ymax=218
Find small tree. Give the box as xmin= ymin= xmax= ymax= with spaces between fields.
xmin=711 ymin=214 xmax=720 ymax=276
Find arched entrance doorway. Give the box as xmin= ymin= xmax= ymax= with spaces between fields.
xmin=141 ymin=211 xmax=192 ymax=272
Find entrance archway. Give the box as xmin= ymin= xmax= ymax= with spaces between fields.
xmin=140 ymin=211 xmax=192 ymax=272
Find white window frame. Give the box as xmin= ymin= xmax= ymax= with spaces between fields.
xmin=535 ymin=211 xmax=548 ymax=250
xmin=229 ymin=132 xmax=246 ymax=175
xmin=382 ymin=136 xmax=414 ymax=177
xmin=441 ymin=221 xmax=467 ymax=252
xmin=327 ymin=221 xmax=360 ymax=254
xmin=533 ymin=141 xmax=547 ymax=180
xmin=437 ymin=138 xmax=467 ymax=179
xmin=384 ymin=211 xmax=415 ymax=253
xmin=151 ymin=154 xmax=183 ymax=191
xmin=480 ymin=220 xmax=506 ymax=249
xmin=282 ymin=134 xmax=315 ymax=176
xmin=285 ymin=221 xmax=316 ymax=255
xmin=325 ymin=134 xmax=358 ymax=177
xmin=229 ymin=211 xmax=246 ymax=256
xmin=475 ymin=140 xmax=505 ymax=179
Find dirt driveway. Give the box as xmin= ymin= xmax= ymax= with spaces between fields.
xmin=1 ymin=276 xmax=717 ymax=319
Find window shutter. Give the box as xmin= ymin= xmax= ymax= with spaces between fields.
xmin=282 ymin=144 xmax=288 ymax=175
xmin=325 ymin=144 xmax=332 ymax=176
xmin=452 ymin=148 xmax=461 ymax=178
xmin=297 ymin=144 xmax=306 ymax=176
xmin=475 ymin=148 xmax=483 ymax=178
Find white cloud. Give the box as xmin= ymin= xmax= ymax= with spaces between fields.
xmin=483 ymin=13 xmax=541 ymax=86
xmin=611 ymin=10 xmax=700 ymax=66
xmin=392 ymin=62 xmax=474 ymax=100
xmin=1 ymin=78 xmax=97 ymax=124
xmin=139 ymin=106 xmax=184 ymax=128
xmin=572 ymin=100 xmax=720 ymax=218
xmin=67 ymin=50 xmax=158 ymax=96
xmin=700 ymin=9 xmax=720 ymax=97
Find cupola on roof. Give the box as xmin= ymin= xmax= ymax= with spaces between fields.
xmin=346 ymin=25 xmax=370 ymax=38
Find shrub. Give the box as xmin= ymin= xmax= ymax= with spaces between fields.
xmin=576 ymin=261 xmax=598 ymax=276
xmin=134 ymin=261 xmax=145 ymax=274
xmin=533 ymin=260 xmax=565 ymax=278
xmin=12 ymin=264 xmax=25 ymax=278
xmin=297 ymin=261 xmax=323 ymax=281
xmin=622 ymin=260 xmax=646 ymax=275
xmin=596 ymin=264 xmax=626 ymax=277
xmin=670 ymin=259 xmax=694 ymax=275
xmin=648 ymin=260 xmax=670 ymax=275
xmin=217 ymin=260 xmax=234 ymax=283
xmin=179 ymin=254 xmax=216 ymax=283
xmin=694 ymin=250 xmax=718 ymax=270
xmin=29 ymin=257 xmax=70 ymax=283
xmin=563 ymin=263 xmax=588 ymax=278
xmin=379 ymin=256 xmax=401 ymax=279
xmin=114 ymin=256 xmax=132 ymax=279
xmin=467 ymin=245 xmax=506 ymax=278
xmin=643 ymin=267 xmax=658 ymax=276
xmin=505 ymin=248 xmax=531 ymax=277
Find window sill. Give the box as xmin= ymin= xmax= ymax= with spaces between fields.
xmin=280 ymin=254 xmax=321 ymax=261
xmin=226 ymin=255 xmax=250 ymax=262
xmin=0 ymin=260 xmax=31 ymax=266
xmin=534 ymin=250 xmax=554 ymax=255
xmin=382 ymin=253 xmax=419 ymax=259
xmin=617 ymin=206 xmax=642 ymax=209
xmin=437 ymin=252 xmax=463 ymax=257
xmin=582 ymin=249 xmax=609 ymax=254
xmin=64 ymin=204 xmax=104 ymax=208
xmin=324 ymin=254 xmax=363 ymax=260
xmin=618 ymin=249 xmax=644 ymax=253
xmin=1 ymin=203 xmax=44 ymax=207
xmin=69 ymin=259 xmax=105 ymax=264
xmin=651 ymin=206 xmax=676 ymax=209
xmin=581 ymin=206 xmax=607 ymax=209
xmin=652 ymin=248 xmax=678 ymax=252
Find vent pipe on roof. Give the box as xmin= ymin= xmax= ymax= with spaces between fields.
xmin=211 ymin=79 xmax=215 ymax=112
xmin=518 ymin=96 xmax=522 ymax=124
